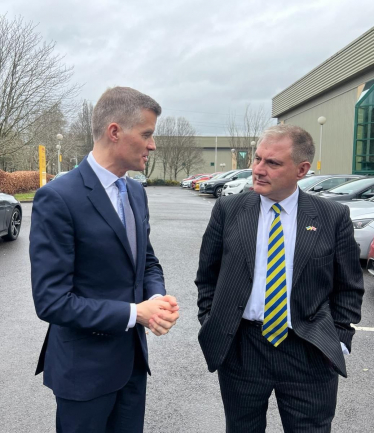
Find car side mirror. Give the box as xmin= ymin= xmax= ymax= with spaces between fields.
xmin=313 ymin=185 xmax=323 ymax=192
xmin=232 ymin=175 xmax=238 ymax=180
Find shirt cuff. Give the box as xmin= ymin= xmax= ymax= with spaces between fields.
xmin=149 ymin=294 xmax=163 ymax=300
xmin=126 ymin=303 xmax=137 ymax=331
xmin=341 ymin=342 xmax=349 ymax=355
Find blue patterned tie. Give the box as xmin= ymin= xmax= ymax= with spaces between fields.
xmin=115 ymin=178 xmax=137 ymax=263
xmin=262 ymin=203 xmax=288 ymax=347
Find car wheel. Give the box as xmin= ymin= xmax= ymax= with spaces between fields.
xmin=3 ymin=207 xmax=22 ymax=241
xmin=214 ymin=186 xmax=223 ymax=198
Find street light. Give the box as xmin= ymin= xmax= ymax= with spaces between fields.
xmin=250 ymin=141 xmax=256 ymax=167
xmin=317 ymin=117 xmax=326 ymax=174
xmin=219 ymin=163 xmax=226 ymax=170
xmin=56 ymin=133 xmax=63 ymax=174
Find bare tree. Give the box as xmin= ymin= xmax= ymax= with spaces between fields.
xmin=0 ymin=15 xmax=80 ymax=169
xmin=155 ymin=116 xmax=203 ymax=180
xmin=69 ymin=100 xmax=94 ymax=162
xmin=227 ymin=104 xmax=271 ymax=168
xmin=155 ymin=117 xmax=176 ymax=180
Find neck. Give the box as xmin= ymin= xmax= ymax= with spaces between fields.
xmin=92 ymin=147 xmax=128 ymax=177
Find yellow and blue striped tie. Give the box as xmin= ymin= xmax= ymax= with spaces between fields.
xmin=262 ymin=203 xmax=288 ymax=347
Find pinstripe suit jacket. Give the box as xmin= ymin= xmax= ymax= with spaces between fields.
xmin=196 ymin=189 xmax=364 ymax=377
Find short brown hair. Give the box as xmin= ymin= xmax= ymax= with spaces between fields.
xmin=92 ymin=87 xmax=162 ymax=141
xmin=258 ymin=124 xmax=315 ymax=164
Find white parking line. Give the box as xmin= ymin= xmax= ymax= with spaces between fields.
xmin=352 ymin=325 xmax=374 ymax=332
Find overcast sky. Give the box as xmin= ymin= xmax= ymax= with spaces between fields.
xmin=1 ymin=0 xmax=373 ymax=135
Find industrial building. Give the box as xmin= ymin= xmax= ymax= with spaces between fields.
xmin=272 ymin=26 xmax=374 ymax=175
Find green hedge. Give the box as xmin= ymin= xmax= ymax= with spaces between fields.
xmin=148 ymin=179 xmax=180 ymax=186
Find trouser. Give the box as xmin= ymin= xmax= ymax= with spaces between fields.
xmin=218 ymin=320 xmax=339 ymax=433
xmin=56 ymin=346 xmax=147 ymax=433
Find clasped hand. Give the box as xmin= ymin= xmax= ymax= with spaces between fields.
xmin=136 ymin=295 xmax=179 ymax=336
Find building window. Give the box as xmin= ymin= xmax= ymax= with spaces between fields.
xmin=237 ymin=151 xmax=248 ymax=169
xmin=353 ymin=83 xmax=374 ymax=174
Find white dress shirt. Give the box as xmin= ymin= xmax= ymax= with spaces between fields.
xmin=242 ymin=187 xmax=348 ymax=354
xmin=243 ymin=188 xmax=298 ymax=327
xmin=87 ymin=152 xmax=161 ymax=330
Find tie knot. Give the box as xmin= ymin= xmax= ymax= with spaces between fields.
xmin=115 ymin=178 xmax=127 ymax=193
xmin=272 ymin=203 xmax=282 ymax=215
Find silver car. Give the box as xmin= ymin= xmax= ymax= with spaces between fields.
xmin=343 ymin=199 xmax=374 ymax=259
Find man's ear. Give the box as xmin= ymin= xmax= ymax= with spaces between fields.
xmin=297 ymin=161 xmax=311 ymax=180
xmin=107 ymin=123 xmax=120 ymax=143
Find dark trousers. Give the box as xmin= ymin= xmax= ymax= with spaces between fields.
xmin=218 ymin=320 xmax=339 ymax=433
xmin=56 ymin=347 xmax=147 ymax=433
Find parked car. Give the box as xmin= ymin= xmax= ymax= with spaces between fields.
xmin=222 ymin=174 xmax=252 ymax=196
xmin=367 ymin=238 xmax=374 ymax=275
xmin=182 ymin=174 xmax=207 ymax=188
xmin=200 ymin=171 xmax=236 ymax=194
xmin=201 ymin=169 xmax=252 ymax=198
xmin=242 ymin=176 xmax=255 ymax=193
xmin=318 ymin=177 xmax=374 ymax=201
xmin=180 ymin=174 xmax=205 ymax=187
xmin=132 ymin=174 xmax=147 ymax=187
xmin=342 ymin=198 xmax=374 ymax=259
xmin=193 ymin=172 xmax=223 ymax=190
xmin=298 ymin=174 xmax=365 ymax=194
xmin=0 ymin=191 xmax=22 ymax=241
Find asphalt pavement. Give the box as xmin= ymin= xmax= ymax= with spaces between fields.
xmin=0 ymin=186 xmax=373 ymax=432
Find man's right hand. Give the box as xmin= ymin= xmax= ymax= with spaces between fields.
xmin=136 ymin=298 xmax=179 ymax=335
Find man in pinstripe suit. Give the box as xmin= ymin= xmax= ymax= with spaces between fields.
xmin=196 ymin=124 xmax=364 ymax=432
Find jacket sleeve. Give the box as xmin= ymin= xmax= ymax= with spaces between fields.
xmin=142 ymin=187 xmax=166 ymax=299
xmin=30 ymin=186 xmax=131 ymax=335
xmin=195 ymin=198 xmax=223 ymax=325
xmin=330 ymin=205 xmax=364 ymax=351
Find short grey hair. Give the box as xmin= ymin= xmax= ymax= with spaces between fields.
xmin=258 ymin=124 xmax=315 ymax=164
xmin=92 ymin=87 xmax=162 ymax=141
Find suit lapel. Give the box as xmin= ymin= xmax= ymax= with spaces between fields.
xmin=79 ymin=159 xmax=136 ymax=271
xmin=237 ymin=193 xmax=261 ymax=281
xmin=292 ymin=190 xmax=320 ymax=288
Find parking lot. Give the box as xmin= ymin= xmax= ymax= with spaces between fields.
xmin=1 ymin=186 xmax=373 ymax=432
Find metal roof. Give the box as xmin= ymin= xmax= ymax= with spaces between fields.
xmin=272 ymin=26 xmax=374 ymax=117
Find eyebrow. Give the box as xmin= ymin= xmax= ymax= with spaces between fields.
xmin=255 ymin=154 xmax=283 ymax=165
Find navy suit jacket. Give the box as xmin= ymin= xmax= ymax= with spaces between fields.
xmin=30 ymin=158 xmax=165 ymax=401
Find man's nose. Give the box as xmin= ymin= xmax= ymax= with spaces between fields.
xmin=148 ymin=137 xmax=156 ymax=150
xmin=253 ymin=161 xmax=265 ymax=176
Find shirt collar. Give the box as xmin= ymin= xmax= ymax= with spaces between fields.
xmin=260 ymin=187 xmax=299 ymax=215
xmin=87 ymin=151 xmax=126 ymax=188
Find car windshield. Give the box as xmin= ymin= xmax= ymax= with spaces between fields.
xmin=326 ymin=178 xmax=374 ymax=194
xmin=133 ymin=174 xmax=145 ymax=179
xmin=218 ymin=171 xmax=236 ymax=179
xmin=297 ymin=176 xmax=327 ymax=190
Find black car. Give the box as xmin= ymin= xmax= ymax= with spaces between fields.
xmin=201 ymin=169 xmax=252 ymax=198
xmin=297 ymin=174 xmax=365 ymax=194
xmin=132 ymin=174 xmax=147 ymax=187
xmin=318 ymin=177 xmax=374 ymax=201
xmin=0 ymin=191 xmax=22 ymax=241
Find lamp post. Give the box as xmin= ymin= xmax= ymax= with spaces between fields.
xmin=317 ymin=117 xmax=326 ymax=174
xmin=219 ymin=162 xmax=226 ymax=170
xmin=250 ymin=140 xmax=256 ymax=167
xmin=56 ymin=133 xmax=63 ymax=174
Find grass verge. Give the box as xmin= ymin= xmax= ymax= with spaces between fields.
xmin=14 ymin=191 xmax=36 ymax=201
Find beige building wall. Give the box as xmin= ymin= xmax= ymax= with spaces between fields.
xmin=277 ymin=68 xmax=374 ymax=174
xmin=130 ymin=136 xmax=238 ymax=181
xmin=279 ymin=88 xmax=357 ymax=174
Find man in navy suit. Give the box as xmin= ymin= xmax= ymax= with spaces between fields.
xmin=30 ymin=87 xmax=179 ymax=432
